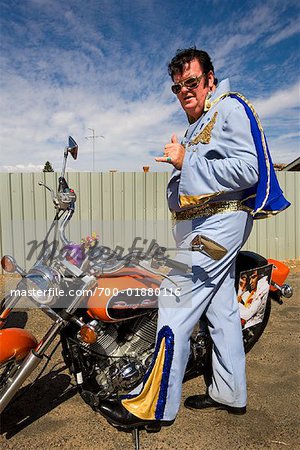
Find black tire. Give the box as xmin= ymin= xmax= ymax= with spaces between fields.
xmin=236 ymin=251 xmax=272 ymax=353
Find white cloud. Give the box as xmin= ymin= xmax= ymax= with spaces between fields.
xmin=267 ymin=137 xmax=300 ymax=164
xmin=207 ymin=5 xmax=280 ymax=69
xmin=274 ymin=132 xmax=300 ymax=141
xmin=266 ymin=19 xmax=300 ymax=46
xmin=0 ymin=164 xmax=44 ymax=172
xmin=0 ymin=50 xmax=182 ymax=172
xmin=0 ymin=0 xmax=299 ymax=171
xmin=253 ymin=82 xmax=300 ymax=118
xmin=251 ymin=83 xmax=300 ymax=164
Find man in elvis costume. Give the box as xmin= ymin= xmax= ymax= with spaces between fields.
xmin=99 ymin=48 xmax=290 ymax=428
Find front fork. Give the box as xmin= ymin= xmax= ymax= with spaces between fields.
xmin=0 ymin=318 xmax=64 ymax=413
xmin=0 ymin=274 xmax=96 ymax=414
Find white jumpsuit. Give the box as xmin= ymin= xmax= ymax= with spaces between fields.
xmin=121 ymin=79 xmax=281 ymax=421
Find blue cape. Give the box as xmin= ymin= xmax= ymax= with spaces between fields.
xmin=229 ymin=93 xmax=290 ymax=219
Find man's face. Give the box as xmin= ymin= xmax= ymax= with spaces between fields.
xmin=249 ymin=271 xmax=259 ymax=291
xmin=239 ymin=274 xmax=248 ymax=290
xmin=173 ymin=59 xmax=215 ymax=121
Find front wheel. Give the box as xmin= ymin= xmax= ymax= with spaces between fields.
xmin=0 ymin=359 xmax=23 ymax=390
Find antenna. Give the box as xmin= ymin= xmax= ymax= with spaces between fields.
xmin=85 ymin=128 xmax=104 ymax=172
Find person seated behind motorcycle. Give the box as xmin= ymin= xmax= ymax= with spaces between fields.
xmin=99 ymin=47 xmax=290 ymax=428
xmin=246 ymin=269 xmax=259 ymax=305
xmin=242 ymin=270 xmax=269 ymax=308
xmin=238 ymin=271 xmax=258 ymax=307
xmin=239 ymin=272 xmax=270 ymax=327
xmin=237 ymin=273 xmax=251 ymax=304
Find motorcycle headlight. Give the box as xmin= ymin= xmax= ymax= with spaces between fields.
xmin=25 ymin=265 xmax=61 ymax=305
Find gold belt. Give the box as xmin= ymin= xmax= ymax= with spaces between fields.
xmin=171 ymin=200 xmax=246 ymax=221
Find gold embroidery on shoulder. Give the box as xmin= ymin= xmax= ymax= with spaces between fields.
xmin=190 ymin=112 xmax=218 ymax=145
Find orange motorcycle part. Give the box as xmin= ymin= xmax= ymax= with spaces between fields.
xmin=0 ymin=308 xmax=12 ymax=330
xmin=87 ymin=267 xmax=161 ymax=322
xmin=268 ymin=258 xmax=290 ymax=292
xmin=0 ymin=328 xmax=37 ymax=365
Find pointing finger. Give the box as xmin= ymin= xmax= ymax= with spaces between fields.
xmin=155 ymin=156 xmax=172 ymax=163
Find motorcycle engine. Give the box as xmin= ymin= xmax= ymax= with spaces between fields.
xmin=76 ymin=311 xmax=157 ymax=401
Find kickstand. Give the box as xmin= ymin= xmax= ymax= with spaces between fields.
xmin=132 ymin=427 xmax=140 ymax=450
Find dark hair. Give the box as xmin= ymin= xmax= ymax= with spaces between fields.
xmin=168 ymin=47 xmax=218 ymax=86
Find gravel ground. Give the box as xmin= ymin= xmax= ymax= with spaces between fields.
xmin=0 ymin=262 xmax=299 ymax=450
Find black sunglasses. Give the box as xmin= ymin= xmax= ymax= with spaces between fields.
xmin=171 ymin=73 xmax=206 ymax=95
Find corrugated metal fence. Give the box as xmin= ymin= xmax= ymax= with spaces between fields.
xmin=0 ymin=171 xmax=299 ymax=270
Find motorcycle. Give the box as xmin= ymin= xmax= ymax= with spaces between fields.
xmin=0 ymin=137 xmax=293 ymax=449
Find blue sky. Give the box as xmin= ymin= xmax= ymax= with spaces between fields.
xmin=0 ymin=0 xmax=299 ymax=172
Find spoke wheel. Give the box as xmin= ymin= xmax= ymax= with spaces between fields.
xmin=0 ymin=359 xmax=22 ymax=390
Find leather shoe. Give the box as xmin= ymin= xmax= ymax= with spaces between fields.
xmin=98 ymin=399 xmax=174 ymax=429
xmin=184 ymin=394 xmax=246 ymax=415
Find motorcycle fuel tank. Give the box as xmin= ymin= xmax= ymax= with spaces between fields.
xmin=87 ymin=267 xmax=161 ymax=322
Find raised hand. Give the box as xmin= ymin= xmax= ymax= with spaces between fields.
xmin=155 ymin=134 xmax=185 ymax=170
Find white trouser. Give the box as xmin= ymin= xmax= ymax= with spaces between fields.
xmin=123 ymin=211 xmax=253 ymax=421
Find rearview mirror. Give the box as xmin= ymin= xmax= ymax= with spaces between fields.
xmin=68 ymin=136 xmax=78 ymax=160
